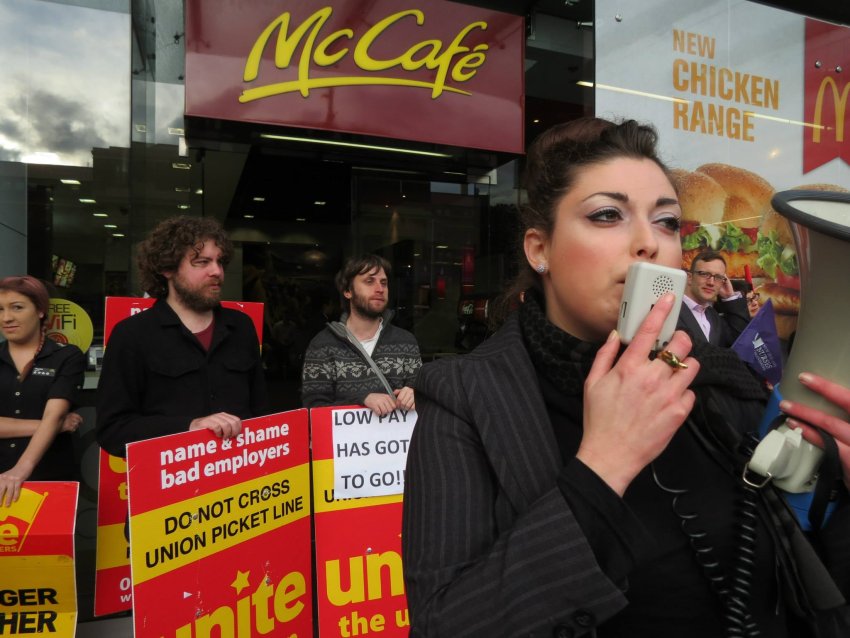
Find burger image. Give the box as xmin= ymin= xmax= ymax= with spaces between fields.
xmin=674 ymin=163 xmax=773 ymax=278
xmin=756 ymin=183 xmax=849 ymax=339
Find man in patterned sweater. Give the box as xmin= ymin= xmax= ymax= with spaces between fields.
xmin=301 ymin=255 xmax=422 ymax=416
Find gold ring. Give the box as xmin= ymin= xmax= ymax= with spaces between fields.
xmin=658 ymin=349 xmax=688 ymax=370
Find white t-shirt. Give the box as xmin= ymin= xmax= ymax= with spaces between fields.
xmin=358 ymin=319 xmax=384 ymax=357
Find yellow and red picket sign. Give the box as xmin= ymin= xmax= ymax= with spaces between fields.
xmin=311 ymin=406 xmax=410 ymax=637
xmin=93 ymin=451 xmax=132 ymax=616
xmin=94 ymin=296 xmax=264 ymax=616
xmin=1 ymin=482 xmax=79 ymax=637
xmin=126 ymin=411 xmax=312 ymax=637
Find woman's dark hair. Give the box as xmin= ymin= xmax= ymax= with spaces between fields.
xmin=137 ymin=216 xmax=233 ymax=298
xmin=335 ymin=254 xmax=392 ymax=312
xmin=0 ymin=275 xmax=50 ymax=326
xmin=492 ymin=117 xmax=673 ymax=326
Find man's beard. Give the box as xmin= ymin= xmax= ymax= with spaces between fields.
xmin=350 ymin=290 xmax=385 ymax=320
xmin=172 ymin=274 xmax=221 ymax=312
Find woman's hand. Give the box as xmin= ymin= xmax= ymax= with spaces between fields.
xmin=0 ymin=461 xmax=34 ymax=507
xmin=579 ymin=293 xmax=700 ymax=496
xmin=781 ymin=372 xmax=850 ymax=490
xmin=61 ymin=412 xmax=83 ymax=433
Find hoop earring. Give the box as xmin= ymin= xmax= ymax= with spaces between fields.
xmin=535 ymin=263 xmax=547 ymax=274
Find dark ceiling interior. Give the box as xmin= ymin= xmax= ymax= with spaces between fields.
xmin=455 ymin=0 xmax=849 ymax=26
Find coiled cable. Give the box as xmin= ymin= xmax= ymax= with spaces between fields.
xmin=652 ymin=449 xmax=761 ymax=638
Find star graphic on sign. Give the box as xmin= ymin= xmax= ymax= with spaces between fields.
xmin=231 ymin=570 xmax=251 ymax=595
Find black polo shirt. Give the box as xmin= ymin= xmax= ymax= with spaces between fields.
xmin=0 ymin=339 xmax=85 ymax=479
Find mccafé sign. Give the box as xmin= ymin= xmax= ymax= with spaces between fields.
xmin=185 ymin=0 xmax=524 ymax=153
xmin=803 ymin=18 xmax=850 ymax=172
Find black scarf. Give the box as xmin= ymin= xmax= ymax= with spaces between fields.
xmin=518 ymin=288 xmax=767 ymax=403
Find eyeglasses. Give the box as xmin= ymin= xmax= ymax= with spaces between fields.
xmin=692 ymin=270 xmax=728 ymax=284
xmin=746 ymin=293 xmax=761 ymax=303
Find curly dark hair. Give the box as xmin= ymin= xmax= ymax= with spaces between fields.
xmin=491 ymin=117 xmax=674 ymax=326
xmin=137 ymin=216 xmax=233 ymax=298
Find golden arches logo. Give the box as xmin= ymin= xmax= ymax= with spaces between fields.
xmin=812 ymin=76 xmax=849 ymax=143
xmin=240 ymin=7 xmax=489 ymax=102
xmin=0 ymin=488 xmax=46 ymax=552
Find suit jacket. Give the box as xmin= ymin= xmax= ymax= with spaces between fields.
xmin=402 ymin=314 xmax=850 ymax=638
xmin=402 ymin=315 xmax=627 ymax=638
xmin=676 ymin=296 xmax=750 ymax=347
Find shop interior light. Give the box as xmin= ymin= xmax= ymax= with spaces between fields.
xmin=112 ymin=233 xmax=125 ymax=238
xmin=261 ymin=134 xmax=452 ymax=158
xmin=172 ymin=162 xmax=192 ymax=170
xmin=353 ymin=166 xmax=424 ymax=175
xmin=104 ymin=224 xmax=118 ymax=229
xmin=744 ymin=111 xmax=826 ymax=130
xmin=177 ymin=204 xmax=190 ymax=210
xmin=175 ymin=186 xmax=191 ymax=192
xmin=295 ymin=217 xmax=307 ymax=222
xmin=195 ymin=188 xmax=204 ymax=195
xmin=79 ymin=198 xmax=96 ymax=204
xmin=60 ymin=179 xmax=81 ymax=185
xmin=253 ymin=196 xmax=266 ymax=202
xmin=93 ymin=213 xmax=108 ymax=218
xmin=244 ymin=214 xmax=254 ymax=219
xmin=314 ymin=201 xmax=326 ymax=206
xmin=577 ymin=81 xmax=690 ymax=104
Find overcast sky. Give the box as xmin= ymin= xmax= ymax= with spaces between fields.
xmin=0 ymin=0 xmax=130 ymax=166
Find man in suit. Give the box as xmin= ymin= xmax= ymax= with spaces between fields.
xmin=677 ymin=250 xmax=750 ymax=347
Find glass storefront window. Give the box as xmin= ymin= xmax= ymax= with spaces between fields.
xmin=0 ymin=0 xmax=131 ymax=332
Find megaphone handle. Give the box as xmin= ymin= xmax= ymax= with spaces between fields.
xmin=808 ymin=427 xmax=841 ymax=531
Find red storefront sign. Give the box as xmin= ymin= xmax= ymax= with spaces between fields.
xmin=185 ymin=0 xmax=525 ymax=153
xmin=803 ymin=18 xmax=850 ymax=173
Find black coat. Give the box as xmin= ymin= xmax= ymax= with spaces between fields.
xmin=96 ymin=300 xmax=267 ymax=457
xmin=677 ymin=296 xmax=750 ymax=347
xmin=0 ymin=339 xmax=84 ymax=478
xmin=402 ymin=314 xmax=849 ymax=637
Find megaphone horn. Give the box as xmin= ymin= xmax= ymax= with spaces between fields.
xmin=747 ymin=189 xmax=850 ymax=493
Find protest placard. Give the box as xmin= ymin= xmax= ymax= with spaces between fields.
xmin=312 ymin=406 xmax=410 ymax=637
xmin=1 ymin=482 xmax=79 ymax=637
xmin=331 ymin=407 xmax=416 ymax=499
xmin=127 ymin=411 xmax=312 ymax=637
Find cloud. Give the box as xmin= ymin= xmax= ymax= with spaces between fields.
xmin=9 ymin=89 xmax=108 ymax=155
xmin=0 ymin=147 xmax=20 ymax=162
xmin=0 ymin=0 xmax=130 ymax=166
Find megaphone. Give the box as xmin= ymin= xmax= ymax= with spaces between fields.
xmin=747 ymin=189 xmax=850 ymax=493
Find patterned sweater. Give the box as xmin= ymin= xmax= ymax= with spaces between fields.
xmin=301 ymin=316 xmax=422 ymax=408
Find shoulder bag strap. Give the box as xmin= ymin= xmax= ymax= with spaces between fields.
xmin=337 ymin=324 xmax=396 ymax=396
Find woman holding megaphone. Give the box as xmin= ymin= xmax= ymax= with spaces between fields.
xmin=402 ymin=118 xmax=850 ymax=638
